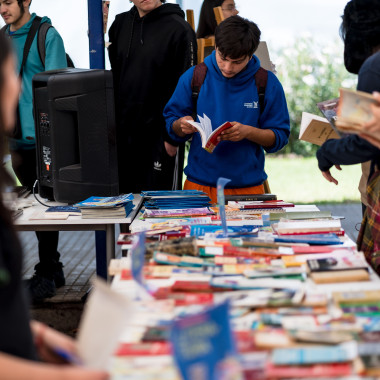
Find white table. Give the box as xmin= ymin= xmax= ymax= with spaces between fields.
xmin=14 ymin=195 xmax=143 ymax=280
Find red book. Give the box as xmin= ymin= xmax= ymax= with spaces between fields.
xmin=292 ymin=246 xmax=336 ymax=254
xmin=115 ymin=342 xmax=171 ymax=356
xmin=155 ymin=290 xmax=214 ymax=306
xmin=265 ymin=361 xmax=353 ymax=378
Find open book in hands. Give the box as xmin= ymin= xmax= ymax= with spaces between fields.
xmin=187 ymin=113 xmax=232 ymax=153
xmin=336 ymin=88 xmax=377 ymax=133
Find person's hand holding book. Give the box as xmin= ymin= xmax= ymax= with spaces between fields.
xmin=172 ymin=116 xmax=197 ymax=137
xmin=218 ymin=122 xmax=251 ymax=142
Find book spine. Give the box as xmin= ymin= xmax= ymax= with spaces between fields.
xmin=224 ymin=194 xmax=277 ymax=203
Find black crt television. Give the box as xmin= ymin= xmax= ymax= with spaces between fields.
xmin=32 ymin=68 xmax=119 ymax=203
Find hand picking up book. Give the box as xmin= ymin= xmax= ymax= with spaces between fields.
xmin=299 ymin=88 xmax=380 ymax=147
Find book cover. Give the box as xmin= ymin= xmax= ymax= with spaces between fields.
xmin=46 ymin=205 xmax=81 ymax=214
xmin=317 ymin=97 xmax=342 ymax=136
xmin=74 ymin=193 xmax=133 ymax=208
xmin=224 ymin=193 xmax=277 ymax=204
xmin=143 ymin=207 xmax=214 ymax=218
xmin=299 ymin=111 xmax=340 ymax=146
xmin=310 ymin=269 xmax=370 ymax=284
xmin=333 ymin=290 xmax=380 ymax=305
xmin=276 ymin=219 xmax=342 ymax=235
xmin=271 ymin=341 xmax=358 ymax=365
xmin=170 ymin=302 xmax=242 ymax=380
xmin=187 ymin=114 xmax=233 ymax=153
xmin=307 ymin=255 xmax=368 ymax=272
xmin=228 ymin=200 xmax=294 ymax=209
xmin=265 ymin=362 xmax=352 ymax=378
xmin=269 ymin=210 xmax=332 ymax=221
xmin=336 ymin=88 xmax=377 ymax=133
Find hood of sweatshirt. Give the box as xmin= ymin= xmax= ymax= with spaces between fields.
xmin=128 ymin=3 xmax=185 ymax=46
xmin=7 ymin=13 xmax=51 ymax=36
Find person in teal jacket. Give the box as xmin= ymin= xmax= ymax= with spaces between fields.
xmin=164 ymin=16 xmax=290 ymax=203
xmin=1 ymin=0 xmax=67 ymax=301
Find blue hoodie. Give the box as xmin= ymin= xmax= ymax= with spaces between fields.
xmin=4 ymin=13 xmax=67 ymax=149
xmin=164 ymin=51 xmax=290 ymax=188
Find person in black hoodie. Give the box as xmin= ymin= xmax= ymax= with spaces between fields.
xmin=108 ymin=0 xmax=196 ymax=194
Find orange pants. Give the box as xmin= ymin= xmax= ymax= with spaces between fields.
xmin=184 ymin=179 xmax=264 ymax=204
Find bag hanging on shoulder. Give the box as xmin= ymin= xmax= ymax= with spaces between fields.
xmin=1 ymin=17 xmax=42 ymax=139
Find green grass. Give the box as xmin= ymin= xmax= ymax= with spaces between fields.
xmin=265 ymin=156 xmax=361 ymax=204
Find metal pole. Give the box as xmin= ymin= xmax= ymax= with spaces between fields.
xmin=88 ymin=0 xmax=105 ymax=69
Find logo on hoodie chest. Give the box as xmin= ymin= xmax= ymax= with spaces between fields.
xmin=244 ymin=100 xmax=259 ymax=109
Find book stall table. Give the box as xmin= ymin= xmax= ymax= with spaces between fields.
xmin=96 ymin=197 xmax=380 ymax=379
xmin=13 ymin=194 xmax=143 ymax=280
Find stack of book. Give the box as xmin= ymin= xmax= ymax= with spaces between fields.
xmin=74 ymin=193 xmax=134 ymax=218
xmin=102 ymin=194 xmax=380 ymax=378
xmin=142 ymin=190 xmax=211 ymax=209
xmin=228 ymin=200 xmax=294 ymax=213
xmin=275 ymin=218 xmax=344 ymax=236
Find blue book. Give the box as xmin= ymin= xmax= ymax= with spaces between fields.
xmin=74 ymin=193 xmax=133 ymax=208
xmin=171 ymin=302 xmax=241 ymax=380
xmin=46 ymin=206 xmax=80 ymax=213
xmin=190 ymin=224 xmax=258 ymax=237
xmin=274 ymin=233 xmax=343 ymax=245
xmin=271 ymin=342 xmax=358 ymax=365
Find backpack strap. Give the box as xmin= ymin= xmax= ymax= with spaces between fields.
xmin=190 ymin=62 xmax=208 ymax=121
xmin=0 ymin=25 xmax=7 ymax=34
xmin=37 ymin=20 xmax=53 ymax=68
xmin=254 ymin=67 xmax=268 ymax=114
xmin=19 ymin=16 xmax=42 ymax=77
xmin=190 ymin=63 xmax=267 ymax=119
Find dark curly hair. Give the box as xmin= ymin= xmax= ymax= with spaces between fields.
xmin=215 ymin=15 xmax=260 ymax=59
xmin=340 ymin=0 xmax=380 ymax=73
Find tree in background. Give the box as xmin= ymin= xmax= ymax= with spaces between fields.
xmin=274 ymin=36 xmax=356 ymax=156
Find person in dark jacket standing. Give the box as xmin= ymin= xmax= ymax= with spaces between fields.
xmin=316 ymin=0 xmax=380 ymax=204
xmin=316 ymin=0 xmax=380 ymax=270
xmin=108 ymin=0 xmax=196 ymax=194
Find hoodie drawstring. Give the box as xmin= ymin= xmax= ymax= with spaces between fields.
xmin=140 ymin=18 xmax=144 ymax=45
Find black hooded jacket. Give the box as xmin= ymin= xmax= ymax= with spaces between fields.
xmin=108 ymin=4 xmax=196 ymax=146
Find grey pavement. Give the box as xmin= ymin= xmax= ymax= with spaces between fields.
xmin=316 ymin=202 xmax=362 ymax=242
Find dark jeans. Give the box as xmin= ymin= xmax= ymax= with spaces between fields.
xmin=10 ymin=149 xmax=61 ymax=278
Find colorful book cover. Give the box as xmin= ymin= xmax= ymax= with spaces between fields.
xmin=170 ymin=302 xmax=243 ymax=380
xmin=74 ymin=193 xmax=133 ymax=208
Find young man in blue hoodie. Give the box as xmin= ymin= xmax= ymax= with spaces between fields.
xmin=164 ymin=16 xmax=290 ymax=203
xmin=0 ymin=0 xmax=67 ymax=301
